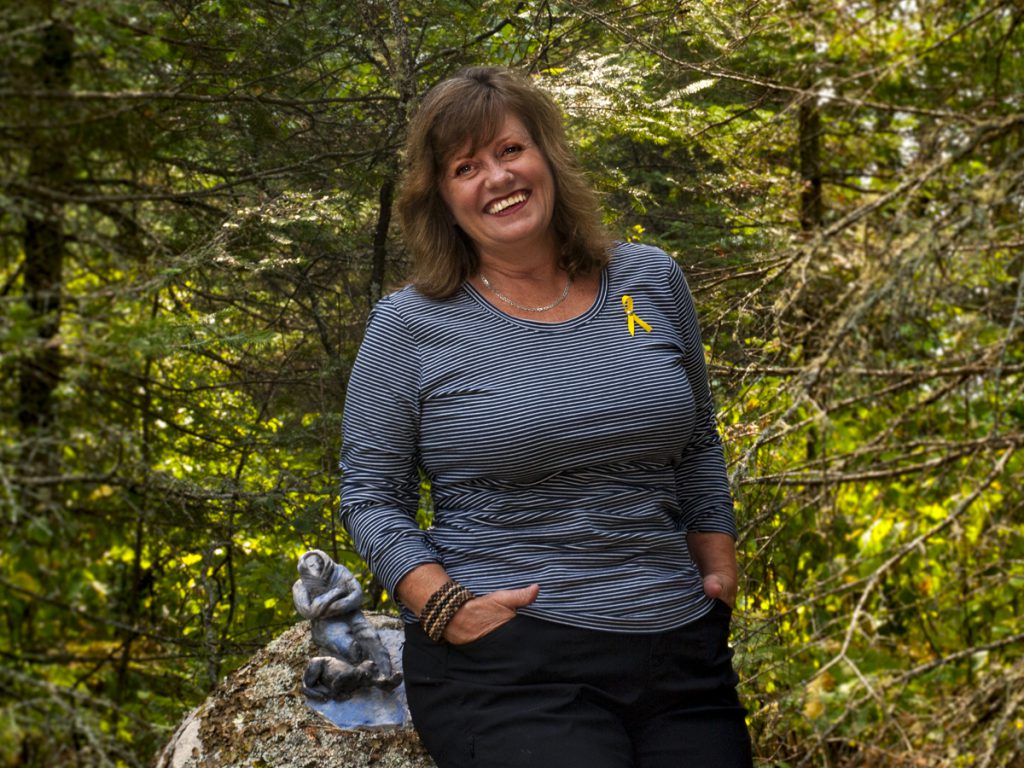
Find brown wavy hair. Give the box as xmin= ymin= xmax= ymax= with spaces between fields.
xmin=397 ymin=67 xmax=611 ymax=299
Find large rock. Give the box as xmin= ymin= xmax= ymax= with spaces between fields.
xmin=154 ymin=616 xmax=434 ymax=768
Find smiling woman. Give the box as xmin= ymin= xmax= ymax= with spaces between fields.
xmin=339 ymin=67 xmax=753 ymax=768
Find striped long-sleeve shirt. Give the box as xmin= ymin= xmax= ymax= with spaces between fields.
xmin=339 ymin=242 xmax=737 ymax=632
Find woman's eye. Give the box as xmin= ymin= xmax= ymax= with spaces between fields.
xmin=454 ymin=163 xmax=473 ymax=176
xmin=502 ymin=144 xmax=523 ymax=156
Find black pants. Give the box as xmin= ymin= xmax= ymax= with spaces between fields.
xmin=403 ymin=603 xmax=753 ymax=768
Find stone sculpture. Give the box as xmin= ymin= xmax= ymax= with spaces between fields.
xmin=292 ymin=550 xmax=401 ymax=701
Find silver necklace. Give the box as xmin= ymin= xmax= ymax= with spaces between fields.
xmin=478 ymin=272 xmax=572 ymax=313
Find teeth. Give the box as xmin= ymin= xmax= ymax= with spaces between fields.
xmin=487 ymin=192 xmax=528 ymax=214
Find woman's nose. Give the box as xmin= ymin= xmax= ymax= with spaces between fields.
xmin=483 ymin=159 xmax=513 ymax=186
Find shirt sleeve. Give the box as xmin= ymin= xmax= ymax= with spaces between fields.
xmin=666 ymin=259 xmax=738 ymax=538
xmin=338 ymin=296 xmax=440 ymax=598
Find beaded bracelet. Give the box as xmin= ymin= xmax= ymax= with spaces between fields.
xmin=420 ymin=581 xmax=460 ymax=627
xmin=420 ymin=580 xmax=475 ymax=643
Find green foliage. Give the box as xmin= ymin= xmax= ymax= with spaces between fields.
xmin=1 ymin=0 xmax=1022 ymax=766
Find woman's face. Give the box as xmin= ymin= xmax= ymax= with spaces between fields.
xmin=439 ymin=113 xmax=556 ymax=263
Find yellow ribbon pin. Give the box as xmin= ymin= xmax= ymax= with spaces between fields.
xmin=621 ymin=295 xmax=652 ymax=336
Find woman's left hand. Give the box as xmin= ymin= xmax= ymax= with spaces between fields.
xmin=687 ymin=531 xmax=739 ymax=608
xmin=700 ymin=572 xmax=737 ymax=608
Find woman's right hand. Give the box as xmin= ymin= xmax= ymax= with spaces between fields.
xmin=396 ymin=564 xmax=540 ymax=645
xmin=443 ymin=583 xmax=540 ymax=645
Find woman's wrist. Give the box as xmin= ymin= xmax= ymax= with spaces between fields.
xmin=419 ymin=580 xmax=476 ymax=642
xmin=395 ymin=563 xmax=455 ymax=615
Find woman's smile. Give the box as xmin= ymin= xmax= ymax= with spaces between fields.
xmin=486 ymin=190 xmax=530 ymax=215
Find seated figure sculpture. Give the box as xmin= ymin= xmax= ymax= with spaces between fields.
xmin=292 ymin=550 xmax=399 ymax=701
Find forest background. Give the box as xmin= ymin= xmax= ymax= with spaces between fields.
xmin=2 ymin=0 xmax=1022 ymax=766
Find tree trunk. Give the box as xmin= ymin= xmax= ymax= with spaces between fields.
xmin=18 ymin=18 xmax=73 ymax=434
xmin=798 ymin=97 xmax=823 ymax=233
xmin=798 ymin=92 xmax=824 ymax=460
xmin=369 ymin=176 xmax=394 ymax=304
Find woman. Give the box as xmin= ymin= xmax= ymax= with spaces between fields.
xmin=340 ymin=67 xmax=753 ymax=767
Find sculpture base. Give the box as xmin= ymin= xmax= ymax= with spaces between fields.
xmin=306 ymin=683 xmax=410 ymax=727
